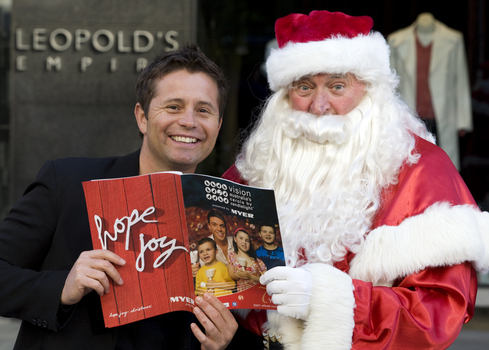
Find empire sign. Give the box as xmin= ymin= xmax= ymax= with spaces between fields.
xmin=14 ymin=28 xmax=180 ymax=73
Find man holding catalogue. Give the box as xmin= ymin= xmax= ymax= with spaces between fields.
xmin=0 ymin=45 xmax=261 ymax=349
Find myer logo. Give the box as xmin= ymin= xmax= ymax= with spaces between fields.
xmin=170 ymin=296 xmax=195 ymax=305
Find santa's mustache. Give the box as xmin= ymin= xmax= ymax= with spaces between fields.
xmin=281 ymin=107 xmax=357 ymax=144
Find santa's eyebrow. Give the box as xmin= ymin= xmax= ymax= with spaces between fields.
xmin=330 ymin=74 xmax=348 ymax=79
xmin=293 ymin=76 xmax=312 ymax=83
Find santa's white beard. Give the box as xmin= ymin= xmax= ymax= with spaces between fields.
xmin=236 ymin=88 xmax=425 ymax=267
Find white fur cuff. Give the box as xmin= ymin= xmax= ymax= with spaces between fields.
xmin=265 ymin=310 xmax=304 ymax=350
xmin=302 ymin=263 xmax=355 ymax=350
xmin=349 ymin=203 xmax=489 ymax=286
xmin=266 ymin=264 xmax=355 ymax=350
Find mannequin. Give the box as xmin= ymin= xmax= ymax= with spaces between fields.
xmin=416 ymin=13 xmax=435 ymax=46
xmin=388 ymin=14 xmax=473 ymax=170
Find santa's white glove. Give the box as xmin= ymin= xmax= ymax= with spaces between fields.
xmin=260 ymin=266 xmax=312 ymax=320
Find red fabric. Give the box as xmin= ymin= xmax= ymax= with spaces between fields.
xmin=416 ymin=36 xmax=436 ymax=120
xmin=275 ymin=10 xmax=373 ymax=48
xmin=348 ymin=137 xmax=478 ymax=348
xmin=233 ymin=309 xmax=269 ymax=336
xmin=222 ymin=136 xmax=478 ymax=348
xmin=352 ymin=263 xmax=477 ymax=349
xmin=222 ymin=165 xmax=245 ymax=185
xmin=372 ymin=136 xmax=476 ymax=229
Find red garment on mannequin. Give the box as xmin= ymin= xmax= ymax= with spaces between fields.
xmin=416 ymin=35 xmax=436 ymax=120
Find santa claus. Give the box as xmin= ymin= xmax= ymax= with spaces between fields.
xmin=223 ymin=10 xmax=489 ymax=350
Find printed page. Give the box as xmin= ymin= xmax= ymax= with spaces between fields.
xmin=181 ymin=174 xmax=285 ymax=310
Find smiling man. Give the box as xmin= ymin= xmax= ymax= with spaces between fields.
xmin=0 ymin=45 xmax=262 ymax=350
xmin=193 ymin=210 xmax=234 ymax=278
xmin=223 ymin=11 xmax=489 ymax=350
xmin=135 ymin=68 xmax=222 ymax=175
xmin=206 ymin=209 xmax=234 ymax=265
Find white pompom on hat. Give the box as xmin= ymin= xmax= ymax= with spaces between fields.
xmin=266 ymin=10 xmax=392 ymax=92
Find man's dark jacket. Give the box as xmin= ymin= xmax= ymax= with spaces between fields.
xmin=0 ymin=150 xmax=261 ymax=349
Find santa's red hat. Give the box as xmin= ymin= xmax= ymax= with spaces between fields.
xmin=266 ymin=11 xmax=392 ymax=91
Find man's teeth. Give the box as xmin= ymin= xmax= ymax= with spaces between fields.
xmin=171 ymin=136 xmax=197 ymax=143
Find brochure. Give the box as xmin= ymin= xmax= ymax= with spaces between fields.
xmin=82 ymin=172 xmax=284 ymax=327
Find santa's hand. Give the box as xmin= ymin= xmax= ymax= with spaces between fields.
xmin=260 ymin=266 xmax=312 ymax=320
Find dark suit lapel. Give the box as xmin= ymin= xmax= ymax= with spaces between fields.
xmin=106 ymin=149 xmax=141 ymax=179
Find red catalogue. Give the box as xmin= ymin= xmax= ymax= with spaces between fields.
xmin=83 ymin=172 xmax=284 ymax=328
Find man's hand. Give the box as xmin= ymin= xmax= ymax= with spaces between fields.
xmin=61 ymin=250 xmax=126 ymax=305
xmin=191 ymin=293 xmax=238 ymax=350
xmin=260 ymin=266 xmax=313 ymax=320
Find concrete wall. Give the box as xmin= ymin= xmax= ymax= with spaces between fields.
xmin=9 ymin=0 xmax=196 ymax=203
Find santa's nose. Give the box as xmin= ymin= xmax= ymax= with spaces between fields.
xmin=309 ymin=92 xmax=331 ymax=116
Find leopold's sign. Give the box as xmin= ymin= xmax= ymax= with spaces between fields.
xmin=14 ymin=28 xmax=180 ymax=72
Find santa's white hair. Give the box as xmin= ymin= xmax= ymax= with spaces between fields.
xmin=236 ymin=68 xmax=434 ymax=267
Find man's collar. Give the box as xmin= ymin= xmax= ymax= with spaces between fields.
xmin=106 ymin=149 xmax=141 ymax=179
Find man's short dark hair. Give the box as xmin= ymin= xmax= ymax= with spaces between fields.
xmin=258 ymin=222 xmax=276 ymax=235
xmin=197 ymin=237 xmax=217 ymax=250
xmin=207 ymin=209 xmax=226 ymax=225
xmin=135 ymin=43 xmax=229 ymax=120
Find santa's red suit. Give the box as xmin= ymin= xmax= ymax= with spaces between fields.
xmin=223 ymin=135 xmax=489 ymax=349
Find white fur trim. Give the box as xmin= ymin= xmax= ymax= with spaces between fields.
xmin=265 ymin=310 xmax=304 ymax=350
xmin=349 ymin=202 xmax=489 ymax=286
xmin=266 ymin=32 xmax=391 ymax=91
xmin=267 ymin=264 xmax=355 ymax=350
xmin=302 ymin=264 xmax=355 ymax=350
